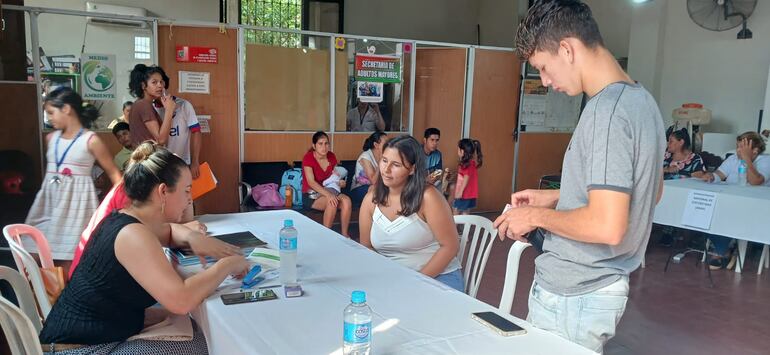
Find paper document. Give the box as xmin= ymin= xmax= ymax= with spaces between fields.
xmin=681 ymin=190 xmax=717 ymax=230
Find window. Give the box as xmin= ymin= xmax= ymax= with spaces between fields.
xmin=241 ymin=0 xmax=302 ymax=46
xmin=134 ymin=36 xmax=151 ymax=60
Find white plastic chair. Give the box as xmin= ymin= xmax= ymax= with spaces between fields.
xmin=758 ymin=245 xmax=769 ymax=275
xmin=454 ymin=215 xmax=497 ymax=298
xmin=3 ymin=224 xmax=55 ymax=319
xmin=0 ymin=297 xmax=44 ymax=355
xmin=498 ymin=241 xmax=532 ymax=314
xmin=0 ymin=267 xmax=44 ymax=355
xmin=0 ymin=266 xmax=43 ymax=332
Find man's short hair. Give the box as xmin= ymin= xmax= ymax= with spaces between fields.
xmin=424 ymin=127 xmax=441 ymax=139
xmin=112 ymin=122 xmax=130 ymax=135
xmin=514 ymin=0 xmax=604 ymax=61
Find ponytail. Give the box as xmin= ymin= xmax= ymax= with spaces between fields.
xmin=124 ymin=141 xmax=188 ymax=203
xmin=43 ymin=87 xmax=100 ymax=128
xmin=473 ymin=139 xmax=483 ymax=168
xmin=362 ymin=130 xmax=387 ymax=151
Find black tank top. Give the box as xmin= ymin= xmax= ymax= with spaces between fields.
xmin=39 ymin=212 xmax=157 ymax=344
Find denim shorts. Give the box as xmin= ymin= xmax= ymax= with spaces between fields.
xmin=452 ymin=198 xmax=477 ymax=211
xmin=434 ymin=268 xmax=464 ymax=292
xmin=527 ymin=277 xmax=629 ymax=354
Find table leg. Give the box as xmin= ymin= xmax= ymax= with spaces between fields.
xmin=736 ymin=240 xmax=748 ymax=273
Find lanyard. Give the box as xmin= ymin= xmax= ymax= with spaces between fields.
xmin=54 ymin=128 xmax=84 ymax=173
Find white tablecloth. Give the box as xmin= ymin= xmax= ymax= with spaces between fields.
xmin=187 ymin=210 xmax=596 ymax=355
xmin=654 ymin=178 xmax=770 ymax=272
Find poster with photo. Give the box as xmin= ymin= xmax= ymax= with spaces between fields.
xmin=356 ymin=81 xmax=383 ymax=103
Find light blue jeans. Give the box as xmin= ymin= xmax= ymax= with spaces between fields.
xmin=527 ymin=277 xmax=629 ymax=354
xmin=435 ymin=268 xmax=465 ymax=292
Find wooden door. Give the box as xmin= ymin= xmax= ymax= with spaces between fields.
xmin=412 ymin=47 xmax=467 ymax=173
xmin=158 ymin=26 xmax=239 ymax=214
xmin=469 ymin=50 xmax=520 ymax=211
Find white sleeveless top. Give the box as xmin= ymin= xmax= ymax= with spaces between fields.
xmin=370 ymin=206 xmax=461 ymax=275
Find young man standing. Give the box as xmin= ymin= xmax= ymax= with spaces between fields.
xmin=494 ymin=1 xmax=665 ymax=352
xmin=111 ymin=122 xmax=134 ymax=171
xmin=423 ymin=127 xmax=443 ymax=185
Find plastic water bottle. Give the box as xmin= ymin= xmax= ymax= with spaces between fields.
xmin=738 ymin=160 xmax=748 ymax=186
xmin=279 ymin=219 xmax=297 ymax=285
xmin=343 ymin=291 xmax=372 ymax=355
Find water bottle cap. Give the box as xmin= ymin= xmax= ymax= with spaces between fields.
xmin=351 ymin=290 xmax=366 ymax=304
xmin=284 ymin=219 xmax=294 ymax=228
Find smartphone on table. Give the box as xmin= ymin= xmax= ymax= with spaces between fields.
xmin=221 ymin=289 xmax=277 ymax=305
xmin=471 ymin=311 xmax=527 ymax=337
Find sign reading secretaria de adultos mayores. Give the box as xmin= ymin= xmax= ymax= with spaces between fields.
xmin=354 ymin=54 xmax=401 ymax=83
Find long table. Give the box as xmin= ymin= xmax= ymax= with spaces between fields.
xmin=186 ymin=210 xmax=596 ymax=354
xmin=654 ymin=178 xmax=770 ymax=273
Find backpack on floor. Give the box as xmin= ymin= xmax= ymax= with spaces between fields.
xmin=280 ymin=167 xmax=303 ymax=207
xmin=251 ymin=183 xmax=284 ymax=207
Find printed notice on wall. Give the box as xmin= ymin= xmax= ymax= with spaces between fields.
xmin=681 ymin=190 xmax=717 ymax=230
xmin=198 ymin=115 xmax=211 ymax=133
xmin=179 ymin=71 xmax=210 ymax=94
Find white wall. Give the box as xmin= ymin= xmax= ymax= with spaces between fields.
xmin=344 ymin=0 xmax=480 ymax=45
xmin=654 ymin=0 xmax=770 ymax=133
xmin=582 ymin=0 xmax=632 ymax=59
xmin=25 ymin=1 xmax=218 ymax=128
xmin=477 ymin=0 xmax=518 ymax=47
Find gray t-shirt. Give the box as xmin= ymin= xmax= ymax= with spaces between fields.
xmin=535 ymin=82 xmax=665 ymax=296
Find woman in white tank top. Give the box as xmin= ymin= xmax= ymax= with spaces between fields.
xmin=359 ymin=135 xmax=463 ymax=292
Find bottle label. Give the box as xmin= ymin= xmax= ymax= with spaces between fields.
xmin=279 ymin=235 xmax=297 ymax=251
xmin=343 ymin=321 xmax=371 ymax=344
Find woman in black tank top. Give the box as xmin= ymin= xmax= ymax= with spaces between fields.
xmin=39 ymin=143 xmax=249 ymax=354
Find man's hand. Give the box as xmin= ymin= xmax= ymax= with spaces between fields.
xmin=510 ymin=189 xmax=559 ymax=209
xmin=493 ymin=206 xmax=537 ymax=242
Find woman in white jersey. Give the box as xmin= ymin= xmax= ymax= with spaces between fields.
xmin=358 ymin=135 xmax=463 ymax=291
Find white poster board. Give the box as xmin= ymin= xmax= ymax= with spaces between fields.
xmin=80 ymin=54 xmax=117 ymax=100
xmin=179 ymin=71 xmax=210 ymax=94
xmin=518 ymin=79 xmax=582 ymax=133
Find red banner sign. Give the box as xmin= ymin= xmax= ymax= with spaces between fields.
xmin=176 ymin=46 xmax=218 ymax=64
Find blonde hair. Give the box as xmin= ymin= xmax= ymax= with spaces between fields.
xmin=123 ymin=141 xmax=188 ymax=202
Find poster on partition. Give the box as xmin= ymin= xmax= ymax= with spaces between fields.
xmin=176 ymin=46 xmax=218 ymax=64
xmin=356 ymin=82 xmax=384 ymax=103
xmin=80 ymin=54 xmax=116 ymax=100
xmin=355 ymin=54 xmax=401 ymax=83
xmin=179 ymin=71 xmax=211 ymax=94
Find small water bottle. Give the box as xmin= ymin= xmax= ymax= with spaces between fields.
xmin=738 ymin=160 xmax=748 ymax=186
xmin=279 ymin=219 xmax=297 ymax=285
xmin=343 ymin=291 xmax=372 ymax=355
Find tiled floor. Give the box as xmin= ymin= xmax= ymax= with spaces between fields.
xmin=467 ymin=213 xmax=770 ymax=355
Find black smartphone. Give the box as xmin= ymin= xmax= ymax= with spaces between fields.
xmin=471 ymin=311 xmax=527 ymax=336
xmin=221 ymin=289 xmax=277 ymax=305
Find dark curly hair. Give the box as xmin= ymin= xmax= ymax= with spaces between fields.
xmin=129 ymin=64 xmax=170 ymax=98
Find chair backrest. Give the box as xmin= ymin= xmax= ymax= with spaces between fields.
xmin=454 ymin=215 xmax=497 ymax=298
xmin=498 ymin=241 xmax=532 ymax=314
xmin=2 ymin=224 xmax=55 ymax=269
xmin=0 ymin=296 xmax=44 ymax=355
xmin=0 ymin=266 xmax=43 ymax=332
xmin=2 ymin=225 xmax=53 ymax=319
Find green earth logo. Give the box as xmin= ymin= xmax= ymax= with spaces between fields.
xmin=82 ymin=60 xmax=114 ymax=92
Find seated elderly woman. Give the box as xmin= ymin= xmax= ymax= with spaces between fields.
xmin=38 ymin=142 xmax=249 ymax=353
xmin=693 ymin=131 xmax=770 ymax=269
xmin=358 ymin=135 xmax=463 ymax=292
